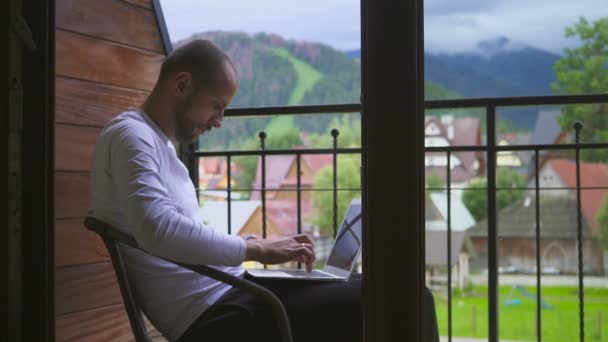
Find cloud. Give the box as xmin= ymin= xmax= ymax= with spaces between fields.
xmin=424 ymin=0 xmax=608 ymax=54
xmin=159 ymin=0 xmax=361 ymax=50
xmin=160 ymin=0 xmax=608 ymax=54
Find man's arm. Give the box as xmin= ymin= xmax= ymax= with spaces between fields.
xmin=111 ymin=126 xmax=246 ymax=266
xmin=111 ymin=124 xmax=316 ymax=269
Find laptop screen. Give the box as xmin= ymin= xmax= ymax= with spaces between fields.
xmin=325 ymin=199 xmax=362 ymax=271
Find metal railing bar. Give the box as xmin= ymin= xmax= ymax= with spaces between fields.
xmin=197 ymin=188 xmax=364 ymax=193
xmin=424 ymin=186 xmax=608 ymax=191
xmin=194 ymin=148 xmax=362 ymax=157
xmin=260 ymin=132 xmax=268 ymax=243
xmin=425 ymin=93 xmax=608 ymax=110
xmin=296 ymin=154 xmax=302 ymax=269
xmin=487 ymin=106 xmax=499 ymax=342
xmin=196 ymin=142 xmax=608 ymax=156
xmin=227 ymin=155 xmax=232 ymax=235
xmin=332 ymin=129 xmax=339 ymax=238
xmin=574 ymin=123 xmax=585 ymax=342
xmin=424 ymin=142 xmax=608 ymax=153
xmin=534 ymin=150 xmax=542 ymax=342
xmin=224 ymin=103 xmax=361 ymax=117
xmin=219 ymin=94 xmax=608 ymax=118
xmin=447 ymin=151 xmax=453 ymax=342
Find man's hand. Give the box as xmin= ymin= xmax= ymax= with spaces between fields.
xmin=245 ymin=234 xmax=316 ymax=272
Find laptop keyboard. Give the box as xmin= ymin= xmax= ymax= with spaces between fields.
xmin=280 ymin=269 xmax=335 ymax=278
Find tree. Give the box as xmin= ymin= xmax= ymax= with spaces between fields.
xmin=311 ymin=155 xmax=361 ymax=236
xmin=425 ymin=171 xmax=445 ymax=199
xmin=597 ymin=195 xmax=608 ymax=251
xmin=552 ymin=17 xmax=608 ymax=162
xmin=308 ymin=116 xmax=361 ymax=149
xmin=462 ymin=169 xmax=526 ymax=221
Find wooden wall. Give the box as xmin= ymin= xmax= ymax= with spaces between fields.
xmin=55 ymin=0 xmax=167 ymax=340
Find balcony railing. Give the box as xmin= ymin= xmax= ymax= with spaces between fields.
xmin=190 ymin=93 xmax=608 ymax=342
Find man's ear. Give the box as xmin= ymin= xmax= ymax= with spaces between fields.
xmin=172 ymin=72 xmax=194 ymax=98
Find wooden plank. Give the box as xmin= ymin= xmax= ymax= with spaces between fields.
xmin=56 ymin=77 xmax=147 ymax=128
xmin=55 ymin=262 xmax=122 ymax=316
xmin=55 ymin=124 xmax=100 ymax=172
xmin=56 ymin=0 xmax=163 ymax=53
xmin=55 ymin=219 xmax=109 ymax=267
xmin=55 ymin=303 xmax=133 ymax=341
xmin=56 ymin=303 xmax=165 ymax=341
xmin=56 ymin=29 xmax=163 ymax=92
xmin=121 ymin=0 xmax=153 ymax=10
xmin=55 ymin=172 xmax=90 ymax=219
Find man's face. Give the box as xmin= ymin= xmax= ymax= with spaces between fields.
xmin=174 ymin=66 xmax=238 ymax=144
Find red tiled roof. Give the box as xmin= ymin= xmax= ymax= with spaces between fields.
xmin=199 ymin=158 xmax=220 ymax=175
xmin=251 ymin=154 xmax=334 ymax=199
xmin=280 ymin=177 xmax=313 ymax=187
xmin=264 ymin=199 xmax=315 ymax=236
xmin=547 ymin=159 xmax=608 ymax=234
xmin=304 ymin=154 xmax=334 ymax=173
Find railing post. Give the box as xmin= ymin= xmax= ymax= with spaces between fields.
xmin=332 ymin=128 xmax=340 ymax=238
xmin=447 ymin=150 xmax=453 ymax=342
xmin=446 ymin=151 xmax=452 ymax=342
xmin=534 ymin=149 xmax=542 ymax=342
xmin=297 ymin=153 xmax=302 ymax=269
xmin=259 ymin=131 xmax=267 ymax=241
xmin=487 ymin=105 xmax=499 ymax=342
xmin=574 ymin=121 xmax=585 ymax=342
xmin=227 ymin=155 xmax=232 ymax=235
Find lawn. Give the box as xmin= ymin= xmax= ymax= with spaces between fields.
xmin=272 ymin=47 xmax=323 ymax=105
xmin=432 ymin=285 xmax=608 ymax=342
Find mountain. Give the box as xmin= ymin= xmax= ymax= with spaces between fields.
xmin=348 ymin=37 xmax=560 ymax=98
xmin=348 ymin=37 xmax=561 ymax=128
xmin=175 ymin=31 xmax=462 ymax=148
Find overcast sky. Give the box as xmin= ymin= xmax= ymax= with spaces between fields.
xmin=160 ymin=0 xmax=608 ymax=54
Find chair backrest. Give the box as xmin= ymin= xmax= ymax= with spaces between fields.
xmin=84 ymin=217 xmax=154 ymax=342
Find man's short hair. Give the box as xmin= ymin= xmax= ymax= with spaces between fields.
xmin=158 ymin=39 xmax=236 ymax=90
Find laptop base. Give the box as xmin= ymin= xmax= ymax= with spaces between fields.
xmin=247 ymin=269 xmax=346 ymax=282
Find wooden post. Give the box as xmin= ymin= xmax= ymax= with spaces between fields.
xmin=599 ymin=312 xmax=603 ymax=341
xmin=472 ymin=305 xmax=477 ymax=335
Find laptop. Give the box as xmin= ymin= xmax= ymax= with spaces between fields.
xmin=247 ymin=199 xmax=362 ymax=282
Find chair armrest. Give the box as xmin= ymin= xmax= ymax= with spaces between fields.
xmin=83 ymin=217 xmax=293 ymax=342
xmin=176 ymin=263 xmax=293 ymax=342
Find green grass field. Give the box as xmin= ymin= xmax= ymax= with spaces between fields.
xmin=272 ymin=47 xmax=323 ymax=105
xmin=433 ymin=285 xmax=608 ymax=342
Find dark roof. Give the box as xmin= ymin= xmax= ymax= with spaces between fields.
xmin=467 ymin=194 xmax=593 ymax=239
xmin=531 ymin=110 xmax=562 ymax=145
xmin=426 ymin=230 xmax=470 ymax=266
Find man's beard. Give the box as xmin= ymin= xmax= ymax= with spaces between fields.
xmin=174 ymin=95 xmax=197 ymax=144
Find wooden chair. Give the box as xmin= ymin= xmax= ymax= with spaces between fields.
xmin=84 ymin=216 xmax=293 ymax=342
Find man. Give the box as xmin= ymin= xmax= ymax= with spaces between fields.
xmin=90 ymin=40 xmax=438 ymax=342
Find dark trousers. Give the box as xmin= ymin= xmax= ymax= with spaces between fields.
xmin=177 ymin=273 xmax=439 ymax=342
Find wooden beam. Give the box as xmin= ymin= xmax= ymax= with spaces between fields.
xmin=55 ymin=219 xmax=109 ymax=267
xmin=56 ymin=29 xmax=163 ymax=92
xmin=55 ymin=262 xmax=121 ymax=316
xmin=56 ymin=0 xmax=164 ymax=53
xmin=55 ymin=172 xmax=90 ymax=219
xmin=121 ymin=0 xmax=152 ymax=10
xmin=55 ymin=303 xmax=133 ymax=341
xmin=56 ymin=77 xmax=147 ymax=128
xmin=55 ymin=124 xmax=101 ymax=172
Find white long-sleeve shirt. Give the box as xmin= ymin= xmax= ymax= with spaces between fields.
xmin=89 ymin=108 xmax=247 ymax=341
